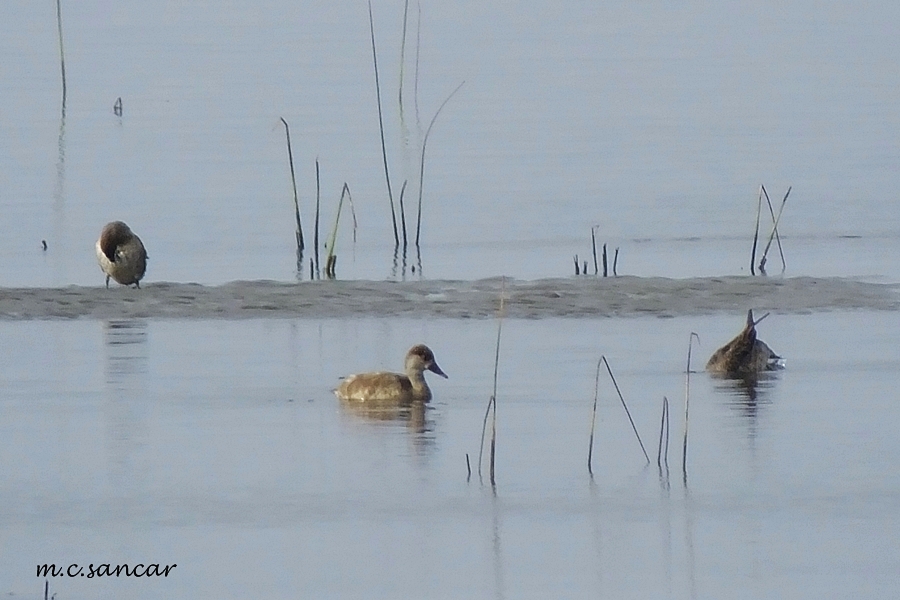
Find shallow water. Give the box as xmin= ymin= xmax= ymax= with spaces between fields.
xmin=2 ymin=1 xmax=900 ymax=286
xmin=2 ymin=313 xmax=899 ymax=598
xmin=3 ymin=1 xmax=900 ymax=597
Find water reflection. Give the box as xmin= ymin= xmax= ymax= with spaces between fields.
xmin=390 ymin=244 xmax=424 ymax=281
xmin=711 ymin=372 xmax=778 ymax=437
xmin=52 ymin=96 xmax=67 ymax=284
xmin=102 ymin=319 xmax=150 ymax=494
xmin=338 ymin=399 xmax=435 ymax=451
xmin=103 ymin=319 xmax=149 ymax=388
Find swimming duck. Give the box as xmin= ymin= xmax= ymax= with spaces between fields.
xmin=706 ymin=310 xmax=783 ymax=375
xmin=334 ymin=344 xmax=448 ymax=403
xmin=96 ymin=221 xmax=147 ymax=288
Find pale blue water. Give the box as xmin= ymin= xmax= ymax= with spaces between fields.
xmin=2 ymin=313 xmax=900 ymax=598
xmin=1 ymin=0 xmax=899 ymax=285
xmin=3 ymin=1 xmax=900 ymax=598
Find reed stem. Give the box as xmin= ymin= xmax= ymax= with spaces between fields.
xmin=56 ymin=0 xmax=67 ymax=107
xmin=587 ymin=357 xmax=602 ymax=476
xmin=760 ymin=185 xmax=790 ymax=273
xmin=279 ymin=118 xmax=304 ymax=254
xmin=398 ymin=0 xmax=410 ymax=130
xmin=601 ymin=356 xmax=650 ymax=463
xmin=657 ymin=396 xmax=670 ymax=468
xmin=314 ymin=158 xmax=321 ymax=279
xmin=324 ymin=183 xmax=354 ymax=278
xmin=368 ymin=0 xmax=399 ymax=246
xmin=682 ymin=332 xmax=700 ymax=482
xmin=414 ymin=1 xmax=422 ymax=131
xmin=415 ymin=81 xmax=465 ymax=247
xmin=602 ymin=244 xmax=608 ymax=277
xmin=750 ymin=185 xmax=763 ymax=275
xmin=591 ymin=226 xmax=599 ymax=275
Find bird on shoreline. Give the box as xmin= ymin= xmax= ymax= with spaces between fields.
xmin=96 ymin=221 xmax=147 ymax=288
xmin=334 ymin=344 xmax=448 ymax=404
xmin=706 ymin=309 xmax=783 ymax=375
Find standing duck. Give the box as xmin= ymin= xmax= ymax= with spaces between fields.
xmin=335 ymin=344 xmax=448 ymax=403
xmin=96 ymin=221 xmax=147 ymax=288
xmin=706 ymin=310 xmax=783 ymax=375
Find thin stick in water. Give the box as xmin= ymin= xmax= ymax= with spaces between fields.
xmin=314 ymin=158 xmax=321 ymax=279
xmin=601 ymin=356 xmax=650 ymax=464
xmin=587 ymin=357 xmax=602 ymax=476
xmin=415 ymin=81 xmax=465 ymax=247
xmin=477 ymin=395 xmax=494 ymax=483
xmin=488 ymin=278 xmax=506 ymax=486
xmin=591 ymin=226 xmax=599 ymax=275
xmin=398 ymin=0 xmax=410 ymax=130
xmin=56 ymin=0 xmax=67 ymax=107
xmin=613 ymin=247 xmax=619 ymax=276
xmin=657 ymin=396 xmax=670 ymax=469
xmin=602 ymin=243 xmax=608 ymax=277
xmin=760 ymin=185 xmax=790 ymax=273
xmin=279 ymin=117 xmax=304 ymax=253
xmin=466 ymin=453 xmax=471 ymax=482
xmin=682 ymin=332 xmax=700 ymax=482
xmin=368 ymin=0 xmax=399 ymax=247
xmin=574 ymin=255 xmax=580 ymax=275
xmin=414 ymin=1 xmax=422 ymax=131
xmin=750 ymin=185 xmax=763 ymax=275
xmin=324 ymin=183 xmax=354 ymax=277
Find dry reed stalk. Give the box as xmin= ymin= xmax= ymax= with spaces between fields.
xmin=324 ymin=183 xmax=356 ymax=278
xmin=587 ymin=357 xmax=602 ymax=476
xmin=601 ymin=356 xmax=650 ymax=464
xmin=314 ymin=158 xmax=321 ymax=278
xmin=602 ymin=244 xmax=608 ymax=277
xmin=414 ymin=1 xmax=422 ymax=131
xmin=759 ymin=185 xmax=790 ymax=273
xmin=657 ymin=396 xmax=670 ymax=469
xmin=477 ymin=394 xmax=494 ymax=483
xmin=682 ymin=332 xmax=700 ymax=481
xmin=591 ymin=226 xmax=599 ymax=275
xmin=415 ymin=81 xmax=465 ymax=247
xmin=279 ymin=118 xmax=305 ymax=254
xmin=56 ymin=0 xmax=67 ymax=107
xmin=751 ymin=185 xmax=763 ymax=275
xmin=478 ymin=278 xmax=506 ymax=485
xmin=398 ymin=0 xmax=411 ymax=129
xmin=368 ymin=0 xmax=399 ymax=246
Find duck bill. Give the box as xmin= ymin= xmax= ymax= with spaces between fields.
xmin=428 ymin=362 xmax=448 ymax=378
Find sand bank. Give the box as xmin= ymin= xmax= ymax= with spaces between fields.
xmin=0 ymin=276 xmax=896 ymax=320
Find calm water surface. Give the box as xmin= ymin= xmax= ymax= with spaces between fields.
xmin=3 ymin=1 xmax=900 ymax=597
xmin=2 ymin=313 xmax=899 ymax=598
xmin=2 ymin=1 xmax=900 ymax=285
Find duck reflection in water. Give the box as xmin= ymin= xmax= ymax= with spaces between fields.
xmin=339 ymin=400 xmax=433 ymax=438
